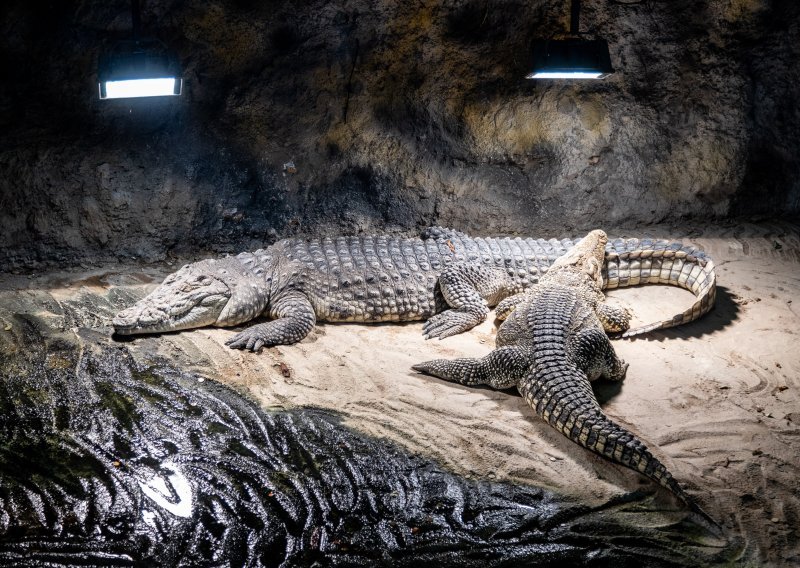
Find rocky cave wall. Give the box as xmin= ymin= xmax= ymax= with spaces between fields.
xmin=1 ymin=0 xmax=798 ymax=267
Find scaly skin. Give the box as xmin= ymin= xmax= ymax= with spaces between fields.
xmin=112 ymin=228 xmax=716 ymax=350
xmin=413 ymin=230 xmax=716 ymax=524
xmin=602 ymin=237 xmax=716 ymax=337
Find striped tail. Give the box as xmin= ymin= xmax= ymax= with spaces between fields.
xmin=603 ymin=238 xmax=717 ymax=337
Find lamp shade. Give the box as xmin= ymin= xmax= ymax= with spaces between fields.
xmin=527 ymin=39 xmax=614 ymax=79
xmin=98 ymin=39 xmax=182 ymax=99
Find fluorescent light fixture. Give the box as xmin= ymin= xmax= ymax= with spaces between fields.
xmin=526 ymin=0 xmax=615 ymax=80
xmin=97 ymin=1 xmax=182 ymax=100
xmin=102 ymin=77 xmax=181 ymax=99
xmin=98 ymin=40 xmax=182 ymax=100
xmin=527 ymin=39 xmax=614 ymax=80
xmin=529 ymin=71 xmax=604 ymax=79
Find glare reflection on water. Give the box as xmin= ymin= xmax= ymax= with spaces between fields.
xmin=137 ymin=460 xmax=193 ymax=519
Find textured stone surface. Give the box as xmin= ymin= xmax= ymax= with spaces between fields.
xmin=1 ymin=0 xmax=798 ymax=267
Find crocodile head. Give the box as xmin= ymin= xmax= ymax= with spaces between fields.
xmin=113 ymin=257 xmax=268 ymax=335
xmin=549 ymin=229 xmax=608 ymax=288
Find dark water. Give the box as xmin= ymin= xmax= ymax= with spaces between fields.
xmin=0 ymin=306 xmax=740 ymax=567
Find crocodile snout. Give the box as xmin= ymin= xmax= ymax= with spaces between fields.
xmin=112 ymin=305 xmax=166 ymax=333
xmin=112 ymin=308 xmax=134 ymax=328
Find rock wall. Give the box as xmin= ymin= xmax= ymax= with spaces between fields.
xmin=1 ymin=0 xmax=798 ymax=267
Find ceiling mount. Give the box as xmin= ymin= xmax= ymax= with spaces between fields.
xmin=98 ymin=0 xmax=182 ymax=100
xmin=526 ymin=0 xmax=615 ymax=80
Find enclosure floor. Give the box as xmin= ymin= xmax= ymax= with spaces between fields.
xmin=2 ymin=221 xmax=798 ymax=565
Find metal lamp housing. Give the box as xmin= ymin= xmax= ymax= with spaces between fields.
xmin=98 ymin=39 xmax=182 ymax=99
xmin=527 ymin=39 xmax=615 ymax=80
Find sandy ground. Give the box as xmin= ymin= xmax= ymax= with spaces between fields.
xmin=4 ymin=220 xmax=799 ymax=564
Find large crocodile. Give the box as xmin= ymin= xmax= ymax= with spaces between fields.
xmin=112 ymin=228 xmax=716 ymax=351
xmin=412 ymin=230 xmax=716 ymax=523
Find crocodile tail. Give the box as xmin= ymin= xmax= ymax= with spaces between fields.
xmin=575 ymin=409 xmax=691 ymax=501
xmin=603 ymin=239 xmax=717 ymax=337
xmin=579 ymin=408 xmax=721 ymax=528
xmin=518 ymin=370 xmax=713 ymax=522
xmin=621 ymin=257 xmax=716 ymax=337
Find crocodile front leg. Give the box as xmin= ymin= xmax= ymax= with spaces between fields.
xmin=498 ymin=292 xmax=630 ymax=334
xmin=412 ymin=346 xmax=533 ymax=389
xmin=225 ymin=290 xmax=316 ymax=351
xmin=423 ymin=263 xmax=517 ymax=339
xmin=494 ymin=287 xmax=539 ymax=321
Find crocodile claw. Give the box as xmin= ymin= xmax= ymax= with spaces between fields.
xmin=422 ymin=308 xmax=485 ymax=340
xmin=225 ymin=329 xmax=268 ymax=352
xmin=411 ymin=360 xmax=435 ymax=374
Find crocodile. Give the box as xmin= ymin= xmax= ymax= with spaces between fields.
xmin=412 ymin=230 xmax=715 ymax=523
xmin=112 ymin=228 xmax=716 ymax=351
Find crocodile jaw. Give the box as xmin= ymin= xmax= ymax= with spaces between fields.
xmin=113 ymin=297 xmax=230 ymax=335
xmin=113 ymin=275 xmax=231 ymax=335
xmin=113 ymin=257 xmax=270 ymax=336
xmin=547 ymin=229 xmax=608 ymax=288
xmin=113 ymin=258 xmax=244 ymax=335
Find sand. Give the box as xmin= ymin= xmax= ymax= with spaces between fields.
xmin=6 ymin=220 xmax=799 ymax=564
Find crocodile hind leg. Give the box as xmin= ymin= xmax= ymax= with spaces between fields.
xmin=423 ymin=263 xmax=517 ymax=339
xmin=225 ymin=291 xmax=316 ymax=351
xmin=569 ymin=327 xmax=629 ymax=382
xmin=412 ymin=346 xmax=533 ymax=389
xmin=596 ymin=302 xmax=632 ymax=334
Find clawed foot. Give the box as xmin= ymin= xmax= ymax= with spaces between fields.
xmin=609 ymin=359 xmax=629 ymax=381
xmin=224 ymin=315 xmax=315 ymax=352
xmin=225 ymin=328 xmax=271 ymax=352
xmin=422 ymin=308 xmax=485 ymax=340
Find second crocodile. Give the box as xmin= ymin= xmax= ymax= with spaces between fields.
xmin=412 ymin=230 xmax=716 ymax=523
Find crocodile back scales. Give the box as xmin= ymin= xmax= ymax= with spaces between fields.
xmin=234 ymin=231 xmax=716 ymax=331
xmin=514 ymin=284 xmax=698 ymax=508
xmin=237 ymin=233 xmax=573 ymax=322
